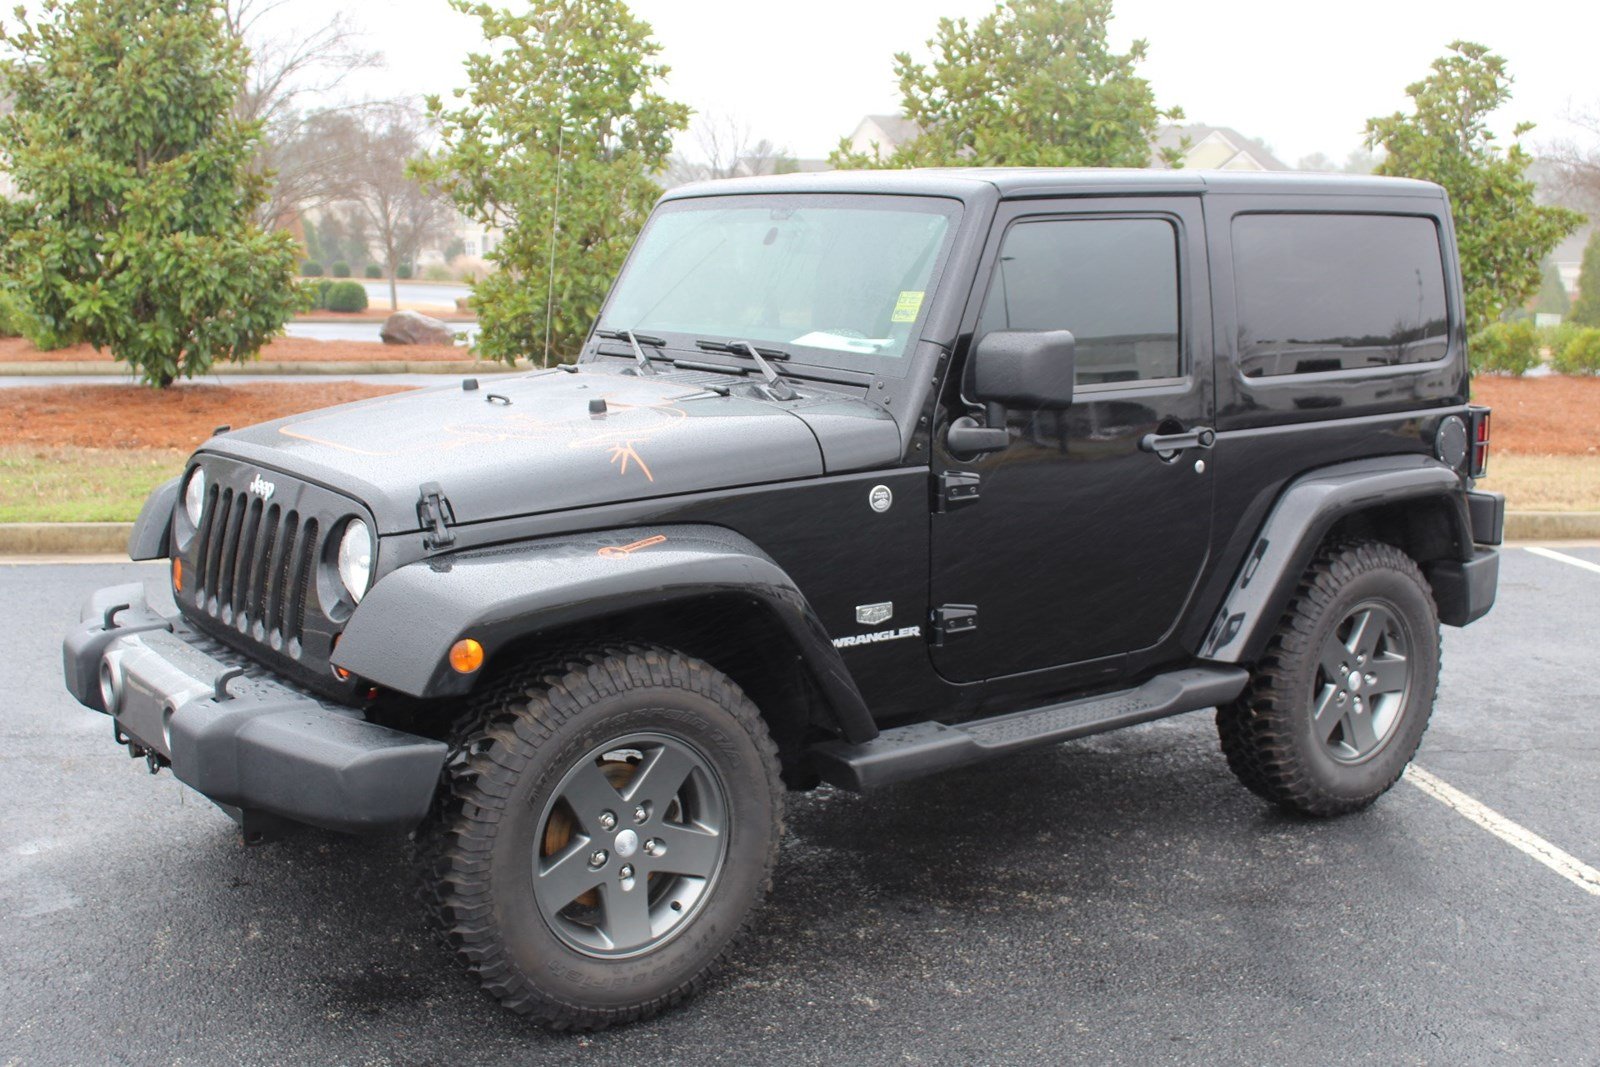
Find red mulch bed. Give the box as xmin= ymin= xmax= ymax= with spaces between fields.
xmin=0 ymin=336 xmax=469 ymax=363
xmin=1471 ymin=376 xmax=1600 ymax=455
xmin=1 ymin=383 xmax=414 ymax=451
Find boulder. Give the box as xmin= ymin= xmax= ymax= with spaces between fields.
xmin=380 ymin=310 xmax=456 ymax=346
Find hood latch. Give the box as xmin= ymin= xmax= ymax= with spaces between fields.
xmin=417 ymin=482 xmax=457 ymax=549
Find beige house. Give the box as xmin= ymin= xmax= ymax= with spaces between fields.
xmin=843 ymin=114 xmax=922 ymax=162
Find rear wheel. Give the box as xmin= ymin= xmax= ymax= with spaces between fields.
xmin=1217 ymin=540 xmax=1440 ymax=817
xmin=417 ymin=645 xmax=783 ymax=1030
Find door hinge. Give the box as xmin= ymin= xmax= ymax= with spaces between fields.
xmin=931 ymin=604 xmax=978 ymax=645
xmin=936 ymin=470 xmax=981 ymax=512
xmin=417 ymin=481 xmax=457 ymax=549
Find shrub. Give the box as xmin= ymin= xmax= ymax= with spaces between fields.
xmin=324 ymin=280 xmax=368 ymax=313
xmin=422 ymin=263 xmax=453 ymax=282
xmin=301 ymin=260 xmax=323 ymax=277
xmin=396 ymin=263 xmax=413 ymax=280
xmin=0 ymin=290 xmax=28 ymax=338
xmin=363 ymin=263 xmax=382 ymax=279
xmin=1553 ymin=328 xmax=1600 ymax=375
xmin=1469 ymin=320 xmax=1539 ymax=376
xmin=331 ymin=261 xmax=352 ymax=278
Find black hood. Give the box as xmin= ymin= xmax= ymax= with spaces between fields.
xmin=200 ymin=366 xmax=902 ymax=534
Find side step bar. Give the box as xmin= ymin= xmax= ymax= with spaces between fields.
xmin=808 ymin=665 xmax=1249 ymax=792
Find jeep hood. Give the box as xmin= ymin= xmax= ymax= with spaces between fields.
xmin=199 ymin=367 xmax=901 ymax=534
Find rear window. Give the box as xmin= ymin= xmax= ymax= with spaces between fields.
xmin=1232 ymin=213 xmax=1450 ymax=378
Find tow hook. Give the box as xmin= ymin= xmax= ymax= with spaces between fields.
xmin=114 ymin=724 xmax=169 ymax=775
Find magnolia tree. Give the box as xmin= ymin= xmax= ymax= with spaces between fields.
xmin=415 ymin=0 xmax=689 ymax=366
xmin=831 ymin=0 xmax=1182 ymax=169
xmin=1365 ymin=41 xmax=1582 ymax=334
xmin=0 ymin=0 xmax=302 ymax=386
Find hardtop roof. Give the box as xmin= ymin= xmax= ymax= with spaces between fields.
xmin=658 ymin=167 xmax=1444 ymax=204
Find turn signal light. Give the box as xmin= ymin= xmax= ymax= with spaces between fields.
xmin=172 ymin=557 xmax=184 ymax=593
xmin=449 ymin=638 xmax=485 ymax=674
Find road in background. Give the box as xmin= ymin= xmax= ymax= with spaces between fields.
xmin=2 ymin=548 xmax=1597 ymax=1064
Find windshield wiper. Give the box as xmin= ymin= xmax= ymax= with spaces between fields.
xmin=695 ymin=339 xmax=798 ymax=400
xmin=594 ymin=329 xmax=666 ymax=375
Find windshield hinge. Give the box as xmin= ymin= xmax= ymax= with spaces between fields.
xmin=931 ymin=604 xmax=978 ymax=646
xmin=935 ymin=470 xmax=981 ymax=512
xmin=417 ymin=482 xmax=456 ymax=549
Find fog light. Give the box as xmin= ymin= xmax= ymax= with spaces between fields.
xmin=99 ymin=660 xmax=121 ymax=714
xmin=449 ymin=639 xmax=484 ymax=674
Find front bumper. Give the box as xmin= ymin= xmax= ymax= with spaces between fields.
xmin=63 ymin=583 xmax=446 ymax=834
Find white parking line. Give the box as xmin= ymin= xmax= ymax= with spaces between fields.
xmin=1406 ymin=765 xmax=1600 ymax=898
xmin=1525 ymin=546 xmax=1600 ymax=576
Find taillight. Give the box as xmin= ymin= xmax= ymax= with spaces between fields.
xmin=1467 ymin=405 xmax=1490 ymax=478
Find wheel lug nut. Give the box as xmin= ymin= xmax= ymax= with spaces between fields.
xmin=619 ymin=864 xmax=634 ymax=879
xmin=633 ymin=805 xmax=648 ymax=824
xmin=1336 ymin=691 xmax=1347 ymax=703
xmin=644 ymin=838 xmax=661 ymax=856
xmin=1356 ymin=654 xmax=1367 ymax=666
xmin=1365 ymin=673 xmax=1376 ymax=686
xmin=1338 ymin=663 xmax=1349 ymax=676
xmin=589 ymin=849 xmax=608 ymax=868
xmin=597 ymin=811 xmax=616 ymax=831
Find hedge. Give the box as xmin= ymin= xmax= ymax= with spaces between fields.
xmin=324 ymin=280 xmax=368 ymax=313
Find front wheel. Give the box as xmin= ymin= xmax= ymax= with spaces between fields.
xmin=1217 ymin=540 xmax=1441 ymax=817
xmin=417 ymin=646 xmax=784 ymax=1030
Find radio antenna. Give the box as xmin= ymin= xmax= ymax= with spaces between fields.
xmin=542 ymin=120 xmax=564 ymax=368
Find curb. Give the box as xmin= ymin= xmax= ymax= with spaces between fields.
xmin=0 ymin=359 xmax=527 ymax=377
xmin=5 ymin=513 xmax=1599 ymax=557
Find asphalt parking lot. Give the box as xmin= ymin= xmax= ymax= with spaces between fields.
xmin=3 ymin=547 xmax=1598 ymax=1065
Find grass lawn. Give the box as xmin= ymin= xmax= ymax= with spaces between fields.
xmin=0 ymin=446 xmax=185 ymax=522
xmin=1480 ymin=454 xmax=1600 ymax=512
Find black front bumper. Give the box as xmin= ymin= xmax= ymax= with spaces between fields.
xmin=63 ymin=584 xmax=446 ymax=834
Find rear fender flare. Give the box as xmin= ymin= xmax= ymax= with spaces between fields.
xmin=1199 ymin=455 xmax=1471 ymax=663
xmin=334 ymin=524 xmax=877 ymax=743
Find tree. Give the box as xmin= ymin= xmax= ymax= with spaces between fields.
xmin=225 ymin=0 xmax=381 ymax=228
xmin=415 ymin=0 xmax=688 ymax=365
xmin=1364 ymin=41 xmax=1582 ymax=334
xmin=1544 ymin=103 xmax=1600 ymax=214
xmin=1533 ymin=258 xmax=1569 ymax=316
xmin=1572 ymin=230 xmax=1600 ymax=327
xmin=829 ymin=0 xmax=1181 ymax=170
xmin=0 ymin=0 xmax=302 ymax=386
xmin=329 ymin=103 xmax=453 ymax=310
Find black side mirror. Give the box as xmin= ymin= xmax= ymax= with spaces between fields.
xmin=947 ymin=330 xmax=1076 ymax=457
xmin=972 ymin=329 xmax=1076 ymax=410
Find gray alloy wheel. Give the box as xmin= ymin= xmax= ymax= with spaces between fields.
xmin=533 ymin=732 xmax=729 ymax=958
xmin=1313 ymin=601 xmax=1414 ymax=764
xmin=1216 ymin=540 xmax=1441 ymax=817
xmin=415 ymin=645 xmax=783 ymax=1031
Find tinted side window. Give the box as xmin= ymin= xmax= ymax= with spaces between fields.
xmin=1232 ymin=213 xmax=1449 ymax=378
xmin=976 ymin=218 xmax=1181 ymax=385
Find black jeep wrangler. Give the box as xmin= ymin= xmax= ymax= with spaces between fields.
xmin=64 ymin=168 xmax=1502 ymax=1029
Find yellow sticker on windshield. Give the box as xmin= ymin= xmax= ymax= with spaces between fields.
xmin=891 ymin=290 xmax=925 ymax=323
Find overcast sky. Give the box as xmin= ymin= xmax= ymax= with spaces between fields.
xmin=320 ymin=0 xmax=1597 ymax=167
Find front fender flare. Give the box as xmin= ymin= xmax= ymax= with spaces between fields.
xmin=334 ymin=524 xmax=877 ymax=743
xmin=1199 ymin=455 xmax=1470 ymax=663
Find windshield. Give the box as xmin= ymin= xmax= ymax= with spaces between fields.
xmin=599 ymin=194 xmax=959 ymax=364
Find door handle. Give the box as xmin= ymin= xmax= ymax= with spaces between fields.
xmin=1139 ymin=426 xmax=1216 ymax=455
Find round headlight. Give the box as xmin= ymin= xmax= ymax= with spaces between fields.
xmin=337 ymin=519 xmax=373 ymax=603
xmin=183 ymin=467 xmax=206 ymax=526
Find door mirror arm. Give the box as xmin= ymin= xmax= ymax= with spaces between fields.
xmin=946 ymin=408 xmax=1010 ymax=456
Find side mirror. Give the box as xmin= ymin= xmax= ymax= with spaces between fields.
xmin=945 ymin=330 xmax=1077 ymax=457
xmin=971 ymin=329 xmax=1076 ymax=410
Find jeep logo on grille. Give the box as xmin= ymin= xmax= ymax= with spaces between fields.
xmin=248 ymin=474 xmax=276 ymax=501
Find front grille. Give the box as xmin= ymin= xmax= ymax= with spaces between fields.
xmin=192 ymin=486 xmax=321 ymax=654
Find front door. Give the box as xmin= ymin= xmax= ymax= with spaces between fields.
xmin=930 ymin=197 xmax=1215 ymax=683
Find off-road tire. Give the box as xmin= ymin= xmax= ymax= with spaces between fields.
xmin=1216 ymin=540 xmax=1440 ymax=817
xmin=415 ymin=645 xmax=784 ymax=1030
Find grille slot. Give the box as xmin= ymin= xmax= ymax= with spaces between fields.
xmin=193 ymin=486 xmax=320 ymax=651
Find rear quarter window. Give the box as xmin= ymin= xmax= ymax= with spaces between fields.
xmin=1232 ymin=213 xmax=1450 ymax=378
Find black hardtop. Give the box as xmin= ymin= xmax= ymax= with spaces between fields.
xmin=659 ymin=167 xmax=1445 ymax=205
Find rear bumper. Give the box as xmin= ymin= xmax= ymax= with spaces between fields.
xmin=1427 ymin=548 xmax=1499 ymax=628
xmin=62 ymin=584 xmax=446 ymax=834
